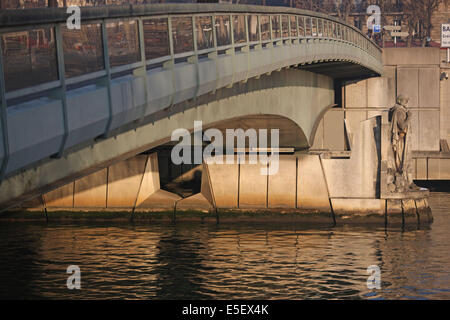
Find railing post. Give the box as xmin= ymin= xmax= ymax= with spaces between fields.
xmin=0 ymin=39 xmax=10 ymax=182
xmin=165 ymin=16 xmax=176 ymax=110
xmin=137 ymin=18 xmax=150 ymax=120
xmin=227 ymin=14 xmax=236 ymax=89
xmin=101 ymin=20 xmax=114 ymax=138
xmin=54 ymin=24 xmax=69 ymax=158
xmin=191 ymin=15 xmax=200 ymax=98
xmin=211 ymin=15 xmax=219 ymax=94
xmin=258 ymin=14 xmax=262 ymax=44
xmin=243 ymin=14 xmax=250 ymax=83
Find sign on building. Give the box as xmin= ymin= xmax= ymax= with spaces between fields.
xmin=373 ymin=25 xmax=381 ymax=33
xmin=442 ymin=24 xmax=450 ymax=48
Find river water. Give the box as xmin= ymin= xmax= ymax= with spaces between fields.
xmin=0 ymin=193 xmax=449 ymax=300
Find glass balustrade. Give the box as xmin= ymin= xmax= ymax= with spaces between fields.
xmin=0 ymin=8 xmax=381 ymax=96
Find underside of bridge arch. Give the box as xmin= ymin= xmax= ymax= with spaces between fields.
xmin=0 ymin=68 xmax=334 ymax=210
xmin=194 ymin=114 xmax=309 ymax=149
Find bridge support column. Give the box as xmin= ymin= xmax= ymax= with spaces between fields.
xmin=18 ymin=152 xmax=181 ymax=215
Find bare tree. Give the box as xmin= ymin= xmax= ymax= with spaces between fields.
xmin=335 ymin=0 xmax=354 ymax=23
xmin=418 ymin=0 xmax=443 ymax=46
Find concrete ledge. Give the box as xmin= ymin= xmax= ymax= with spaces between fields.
xmin=331 ymin=198 xmax=385 ymax=225
xmin=176 ymin=193 xmax=214 ymax=212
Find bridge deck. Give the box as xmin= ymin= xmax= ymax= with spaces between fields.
xmin=0 ymin=4 xmax=382 ymax=209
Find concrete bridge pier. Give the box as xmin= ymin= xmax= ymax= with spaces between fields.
xmin=177 ymin=114 xmax=432 ymax=227
xmin=14 ymin=111 xmax=432 ymax=227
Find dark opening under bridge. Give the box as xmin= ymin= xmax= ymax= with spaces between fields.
xmin=0 ymin=4 xmax=383 ymax=211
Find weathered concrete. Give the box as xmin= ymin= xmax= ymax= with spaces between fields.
xmin=0 ymin=69 xmax=334 ymax=211
xmin=36 ymin=153 xmax=182 ymax=212
xmin=331 ymin=198 xmax=385 ymax=224
xmin=297 ymin=154 xmax=331 ymax=212
xmin=73 ymin=169 xmax=107 ymax=209
xmin=202 ymin=159 xmax=238 ymax=209
xmin=267 ymin=157 xmax=296 ymax=209
xmin=322 ymin=117 xmax=380 ymax=199
xmin=386 ymin=199 xmax=403 ymax=227
xmin=12 ymin=105 xmax=432 ymax=227
xmin=107 ymin=156 xmax=147 ymax=208
xmin=239 ymin=161 xmax=268 ymax=209
xmin=324 ymin=48 xmax=450 ymax=181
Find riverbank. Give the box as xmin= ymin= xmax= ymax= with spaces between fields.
xmin=0 ymin=205 xmax=432 ymax=228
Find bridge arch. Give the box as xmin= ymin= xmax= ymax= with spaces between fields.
xmin=0 ymin=4 xmax=383 ymax=209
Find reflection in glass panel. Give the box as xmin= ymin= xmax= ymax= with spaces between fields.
xmin=233 ymin=15 xmax=246 ymax=44
xmin=271 ymin=15 xmax=281 ymax=39
xmin=107 ymin=20 xmax=140 ymax=67
xmin=215 ymin=15 xmax=231 ymax=47
xmin=196 ymin=16 xmax=213 ymax=50
xmin=248 ymin=15 xmax=259 ymax=42
xmin=317 ymin=19 xmax=323 ymax=37
xmin=305 ymin=17 xmax=312 ymax=37
xmin=323 ymin=20 xmax=328 ymax=38
xmin=311 ymin=18 xmax=317 ymax=37
xmin=172 ymin=17 xmax=193 ymax=54
xmin=1 ymin=28 xmax=58 ymax=92
xmin=298 ymin=16 xmax=305 ymax=37
xmin=62 ymin=24 xmax=104 ymax=78
xmin=143 ymin=18 xmax=170 ymax=60
xmin=260 ymin=15 xmax=270 ymax=41
xmin=290 ymin=16 xmax=297 ymax=37
xmin=281 ymin=15 xmax=289 ymax=38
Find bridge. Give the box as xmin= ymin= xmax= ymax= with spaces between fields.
xmin=0 ymin=4 xmax=390 ymax=217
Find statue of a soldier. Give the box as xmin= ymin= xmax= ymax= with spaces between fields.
xmin=388 ymin=95 xmax=418 ymax=192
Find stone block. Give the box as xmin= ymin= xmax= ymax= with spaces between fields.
xmin=383 ymin=66 xmax=397 ymax=107
xmin=135 ymin=153 xmax=162 ymax=207
xmin=415 ymin=198 xmax=433 ymax=225
xmin=344 ymin=80 xmax=367 ymax=109
xmin=176 ymin=193 xmax=213 ymax=211
xmin=416 ymin=158 xmax=427 ymax=180
xmin=206 ymin=162 xmax=239 ymax=208
xmin=344 ymin=111 xmax=366 ymax=149
xmin=383 ymin=48 xmax=440 ymax=66
xmin=331 ymin=198 xmax=385 ymax=223
xmin=311 ymin=118 xmax=324 ymax=149
xmin=397 ymin=67 xmax=418 ymax=109
xmin=44 ymin=182 xmax=74 ymax=208
xmin=323 ymin=110 xmax=345 ymax=151
xmin=402 ymin=199 xmax=419 ymax=226
xmin=419 ymin=110 xmax=440 ymax=152
xmin=74 ymin=169 xmax=107 ymax=208
xmin=419 ymin=67 xmax=440 ymax=109
xmin=136 ymin=189 xmax=181 ymax=210
xmin=428 ymin=158 xmax=450 ymax=180
xmin=107 ymin=156 xmax=147 ymax=208
xmin=239 ymin=161 xmax=268 ymax=209
xmin=386 ymin=199 xmax=403 ymax=227
xmin=367 ymin=77 xmax=388 ymax=108
xmin=268 ymin=156 xmax=296 ymax=208
xmin=297 ymin=154 xmax=330 ymax=212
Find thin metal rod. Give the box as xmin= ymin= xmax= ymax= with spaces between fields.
xmin=0 ymin=39 xmax=10 ymax=182
xmin=55 ymin=24 xmax=69 ymax=158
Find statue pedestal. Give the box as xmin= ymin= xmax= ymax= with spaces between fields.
xmin=379 ymin=112 xmax=433 ymax=226
xmin=383 ymin=189 xmax=430 ymax=200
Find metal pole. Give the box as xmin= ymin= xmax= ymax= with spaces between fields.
xmin=447 ymin=48 xmax=450 ymax=63
xmin=394 ymin=21 xmax=397 ymax=47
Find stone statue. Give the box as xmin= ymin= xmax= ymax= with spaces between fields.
xmin=387 ymin=95 xmax=418 ymax=193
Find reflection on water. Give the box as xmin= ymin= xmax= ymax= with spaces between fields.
xmin=0 ymin=193 xmax=449 ymax=300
